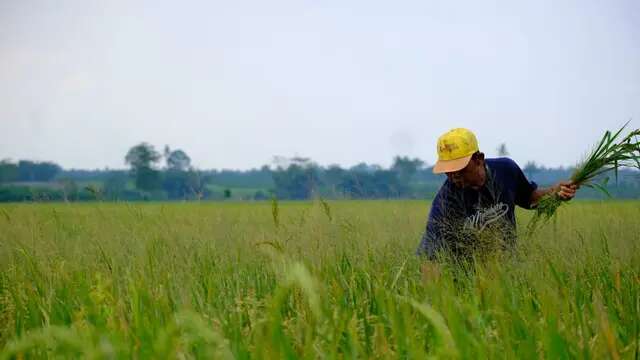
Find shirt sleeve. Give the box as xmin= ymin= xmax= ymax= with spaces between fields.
xmin=416 ymin=193 xmax=445 ymax=259
xmin=510 ymin=159 xmax=538 ymax=209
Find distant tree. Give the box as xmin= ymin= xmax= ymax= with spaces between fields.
xmin=253 ymin=190 xmax=268 ymax=201
xmin=0 ymin=160 xmax=18 ymax=183
xmin=125 ymin=143 xmax=161 ymax=170
xmin=350 ymin=162 xmax=382 ymax=173
xmin=339 ymin=170 xmax=402 ymax=199
xmin=161 ymin=170 xmax=186 ymax=199
xmin=371 ymin=170 xmax=403 ymax=198
xmin=291 ymin=157 xmax=311 ymax=167
xmin=103 ymin=171 xmax=128 ymax=199
xmin=59 ymin=178 xmax=78 ymax=202
xmin=524 ymin=161 xmax=541 ymax=180
xmin=223 ymin=189 xmax=232 ymax=199
xmin=163 ymin=169 xmax=206 ymax=200
xmin=40 ymin=162 xmax=61 ymax=181
xmin=323 ymin=165 xmax=346 ymax=197
xmin=272 ymin=163 xmax=320 ymax=200
xmin=496 ymin=143 xmax=510 ymax=157
xmin=84 ymin=184 xmax=103 ymax=201
xmin=184 ymin=170 xmax=206 ymax=200
xmin=125 ymin=143 xmax=162 ymax=191
xmin=16 ymin=160 xmax=61 ymax=182
xmin=201 ymin=166 xmax=273 ymax=190
xmin=166 ymin=149 xmax=191 ymax=171
xmin=392 ymin=156 xmax=424 ymax=179
xmin=135 ymin=168 xmax=162 ymax=192
xmin=160 ymin=146 xmax=195 ymax=198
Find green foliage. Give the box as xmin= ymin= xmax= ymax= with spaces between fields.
xmin=272 ymin=164 xmax=320 ymax=200
xmin=223 ymin=189 xmax=232 ymax=199
xmin=0 ymin=160 xmax=63 ymax=182
xmin=0 ymin=161 xmax=18 ymax=183
xmin=529 ymin=124 xmax=640 ymax=234
xmin=571 ymin=124 xmax=640 ymax=185
xmin=134 ymin=167 xmax=162 ymax=192
xmin=338 ymin=169 xmax=404 ymax=199
xmin=0 ymin=185 xmax=38 ymax=201
xmin=103 ymin=171 xmax=128 ymax=200
xmin=163 ymin=170 xmax=206 ymax=200
xmin=0 ymin=185 xmax=98 ymax=202
xmin=125 ymin=143 xmax=163 ymax=192
xmin=391 ymin=156 xmax=424 ymax=184
xmin=523 ymin=161 xmax=540 ymax=179
xmin=253 ymin=190 xmax=269 ymax=201
xmin=0 ymin=201 xmax=638 ymax=358
xmin=125 ymin=142 xmax=162 ymax=170
xmin=164 ymin=147 xmax=192 ymax=172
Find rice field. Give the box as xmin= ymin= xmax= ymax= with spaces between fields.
xmin=0 ymin=200 xmax=639 ymax=359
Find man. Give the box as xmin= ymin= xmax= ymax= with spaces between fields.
xmin=417 ymin=128 xmax=577 ymax=260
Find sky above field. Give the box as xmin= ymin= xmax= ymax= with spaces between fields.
xmin=1 ymin=0 xmax=639 ymax=170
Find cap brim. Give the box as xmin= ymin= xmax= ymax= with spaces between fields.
xmin=433 ymin=155 xmax=473 ymax=174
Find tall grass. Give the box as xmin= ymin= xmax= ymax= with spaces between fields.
xmin=0 ymin=200 xmax=639 ymax=358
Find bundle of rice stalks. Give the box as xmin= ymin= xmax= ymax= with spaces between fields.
xmin=527 ymin=123 xmax=640 ymax=235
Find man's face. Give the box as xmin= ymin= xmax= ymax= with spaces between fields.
xmin=447 ymin=153 xmax=486 ymax=190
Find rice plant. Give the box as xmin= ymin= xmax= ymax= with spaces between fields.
xmin=528 ymin=123 xmax=640 ymax=234
xmin=0 ymin=200 xmax=639 ymax=358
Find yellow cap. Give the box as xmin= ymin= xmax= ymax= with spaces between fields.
xmin=433 ymin=128 xmax=479 ymax=174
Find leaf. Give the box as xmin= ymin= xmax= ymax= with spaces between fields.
xmin=404 ymin=297 xmax=459 ymax=359
xmin=584 ymin=183 xmax=612 ymax=198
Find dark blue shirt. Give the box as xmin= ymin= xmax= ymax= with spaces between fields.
xmin=417 ymin=158 xmax=537 ymax=259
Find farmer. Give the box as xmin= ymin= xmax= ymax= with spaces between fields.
xmin=417 ymin=128 xmax=578 ymax=260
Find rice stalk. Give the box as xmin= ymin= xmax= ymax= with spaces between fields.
xmin=0 ymin=325 xmax=97 ymax=360
xmin=403 ymin=296 xmax=459 ymax=359
xmin=153 ymin=311 xmax=233 ymax=359
xmin=528 ymin=123 xmax=640 ymax=235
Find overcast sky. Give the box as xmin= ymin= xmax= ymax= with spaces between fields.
xmin=1 ymin=0 xmax=639 ymax=170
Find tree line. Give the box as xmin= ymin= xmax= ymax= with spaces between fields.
xmin=0 ymin=160 xmax=61 ymax=183
xmin=1 ymin=143 xmax=639 ymax=202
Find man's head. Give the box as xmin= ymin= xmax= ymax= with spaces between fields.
xmin=446 ymin=151 xmax=486 ymax=189
xmin=433 ymin=128 xmax=486 ymax=189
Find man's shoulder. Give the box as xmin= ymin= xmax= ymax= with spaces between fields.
xmin=486 ymin=157 xmax=521 ymax=173
xmin=430 ymin=179 xmax=460 ymax=215
xmin=429 ymin=181 xmax=450 ymax=208
xmin=433 ymin=179 xmax=454 ymax=199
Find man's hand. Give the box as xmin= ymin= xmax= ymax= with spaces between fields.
xmin=531 ymin=181 xmax=579 ymax=206
xmin=555 ymin=181 xmax=579 ymax=201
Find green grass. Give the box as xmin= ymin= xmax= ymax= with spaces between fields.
xmin=0 ymin=200 xmax=639 ymax=359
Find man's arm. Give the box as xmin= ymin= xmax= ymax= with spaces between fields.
xmin=417 ymin=211 xmax=443 ymax=258
xmin=417 ymin=206 xmax=444 ymax=282
xmin=507 ymin=158 xmax=577 ymax=207
xmin=417 ymin=191 xmax=448 ymax=258
xmin=530 ymin=181 xmax=578 ymax=206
